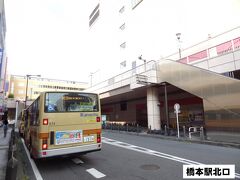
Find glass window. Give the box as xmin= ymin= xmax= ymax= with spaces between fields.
xmin=132 ymin=0 xmax=143 ymax=9
xmin=120 ymin=23 xmax=125 ymax=30
xmin=45 ymin=92 xmax=99 ymax=113
xmin=120 ymin=42 xmax=126 ymax=48
xmin=18 ymin=82 xmax=25 ymax=87
xmin=18 ymin=90 xmax=25 ymax=94
xmin=119 ymin=6 xmax=125 ymax=13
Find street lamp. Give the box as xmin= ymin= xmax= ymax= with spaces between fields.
xmin=176 ymin=33 xmax=181 ymax=60
xmin=138 ymin=55 xmax=146 ymax=71
xmin=25 ymin=74 xmax=41 ymax=108
xmin=89 ymin=70 xmax=99 ymax=87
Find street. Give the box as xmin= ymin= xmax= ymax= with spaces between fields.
xmin=33 ymin=131 xmax=240 ymax=180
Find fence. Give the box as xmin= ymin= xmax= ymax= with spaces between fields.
xmin=102 ymin=122 xmax=205 ymax=140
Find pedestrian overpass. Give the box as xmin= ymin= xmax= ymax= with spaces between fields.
xmin=87 ymin=54 xmax=240 ymax=144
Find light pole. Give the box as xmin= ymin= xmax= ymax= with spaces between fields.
xmin=89 ymin=70 xmax=99 ymax=87
xmin=176 ymin=33 xmax=181 ymax=60
xmin=138 ymin=55 xmax=146 ymax=72
xmin=25 ymin=74 xmax=41 ymax=108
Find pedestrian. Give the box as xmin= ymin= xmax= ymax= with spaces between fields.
xmin=2 ymin=110 xmax=8 ymax=138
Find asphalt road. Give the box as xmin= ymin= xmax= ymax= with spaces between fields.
xmin=34 ymin=131 xmax=240 ymax=180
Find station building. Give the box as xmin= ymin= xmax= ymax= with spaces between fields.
xmin=87 ymin=0 xmax=240 ymax=144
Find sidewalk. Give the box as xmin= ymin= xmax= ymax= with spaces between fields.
xmin=0 ymin=126 xmax=11 ymax=180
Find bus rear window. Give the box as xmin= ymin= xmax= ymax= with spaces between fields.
xmin=45 ymin=92 xmax=99 ymax=113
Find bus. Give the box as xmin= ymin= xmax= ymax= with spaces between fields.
xmin=23 ymin=91 xmax=102 ymax=159
xmin=18 ymin=109 xmax=26 ymax=137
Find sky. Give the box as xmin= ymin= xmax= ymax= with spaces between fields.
xmin=5 ymin=0 xmax=92 ymax=82
xmin=4 ymin=0 xmax=240 ymax=84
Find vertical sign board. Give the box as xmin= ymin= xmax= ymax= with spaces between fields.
xmin=174 ymin=103 xmax=180 ymax=138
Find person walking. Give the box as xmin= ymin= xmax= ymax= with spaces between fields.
xmin=2 ymin=110 xmax=8 ymax=138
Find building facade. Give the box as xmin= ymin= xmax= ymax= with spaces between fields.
xmin=89 ymin=0 xmax=240 ymax=85
xmin=8 ymin=75 xmax=88 ymax=104
xmin=0 ymin=0 xmax=7 ymax=114
xmin=87 ymin=0 xmax=240 ymax=144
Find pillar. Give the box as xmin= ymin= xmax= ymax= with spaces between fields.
xmin=147 ymin=86 xmax=161 ymax=130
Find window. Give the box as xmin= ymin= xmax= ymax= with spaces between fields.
xmin=132 ymin=0 xmax=143 ymax=9
xmin=18 ymin=82 xmax=25 ymax=87
xmin=18 ymin=90 xmax=25 ymax=94
xmin=120 ymin=42 xmax=126 ymax=48
xmin=216 ymin=41 xmax=232 ymax=55
xmin=188 ymin=50 xmax=207 ymax=63
xmin=120 ymin=23 xmax=125 ymax=30
xmin=120 ymin=61 xmax=126 ymax=68
xmin=119 ymin=6 xmax=125 ymax=13
xmin=89 ymin=3 xmax=100 ymax=27
xmin=45 ymin=92 xmax=99 ymax=113
xmin=233 ymin=37 xmax=240 ymax=50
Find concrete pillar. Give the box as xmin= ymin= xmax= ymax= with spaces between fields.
xmin=147 ymin=86 xmax=161 ymax=130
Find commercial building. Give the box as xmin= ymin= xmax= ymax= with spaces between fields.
xmin=8 ymin=75 xmax=88 ymax=103
xmin=6 ymin=75 xmax=88 ymax=120
xmin=0 ymin=0 xmax=7 ymax=114
xmin=87 ymin=0 xmax=240 ymax=144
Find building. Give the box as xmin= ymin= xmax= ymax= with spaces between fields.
xmin=0 ymin=0 xmax=7 ymax=114
xmin=88 ymin=0 xmax=240 ymax=85
xmin=8 ymin=75 xmax=88 ymax=104
xmin=87 ymin=0 xmax=240 ymax=144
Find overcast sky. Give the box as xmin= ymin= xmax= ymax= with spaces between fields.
xmin=5 ymin=0 xmax=92 ymax=82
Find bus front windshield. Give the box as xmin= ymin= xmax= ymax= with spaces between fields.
xmin=45 ymin=92 xmax=99 ymax=113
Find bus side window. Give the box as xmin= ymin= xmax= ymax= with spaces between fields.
xmin=25 ymin=110 xmax=29 ymax=127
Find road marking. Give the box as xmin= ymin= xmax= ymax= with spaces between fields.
xmin=0 ymin=145 xmax=9 ymax=150
xmin=86 ymin=168 xmax=106 ymax=179
xmin=236 ymin=173 xmax=240 ymax=179
xmin=21 ymin=138 xmax=43 ymax=180
xmin=102 ymin=137 xmax=240 ymax=179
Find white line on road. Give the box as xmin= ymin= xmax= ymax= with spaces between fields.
xmin=86 ymin=168 xmax=106 ymax=179
xmin=102 ymin=137 xmax=240 ymax=179
xmin=21 ymin=138 xmax=43 ymax=180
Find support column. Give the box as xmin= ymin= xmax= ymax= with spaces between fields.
xmin=147 ymin=86 xmax=161 ymax=130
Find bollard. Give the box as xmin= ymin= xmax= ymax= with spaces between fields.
xmin=137 ymin=124 xmax=139 ymax=133
xmin=164 ymin=125 xmax=167 ymax=136
xmin=5 ymin=156 xmax=18 ymax=180
xmin=127 ymin=124 xmax=128 ymax=132
xmin=200 ymin=126 xmax=204 ymax=140
xmin=183 ymin=125 xmax=186 ymax=137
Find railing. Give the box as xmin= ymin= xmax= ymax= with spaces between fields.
xmin=86 ymin=60 xmax=157 ymax=94
xmin=189 ymin=126 xmax=204 ymax=140
xmin=103 ymin=122 xmax=206 ymax=140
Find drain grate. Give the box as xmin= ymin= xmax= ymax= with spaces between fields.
xmin=140 ymin=164 xmax=160 ymax=170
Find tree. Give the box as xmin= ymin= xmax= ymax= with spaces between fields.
xmin=8 ymin=93 xmax=14 ymax=98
